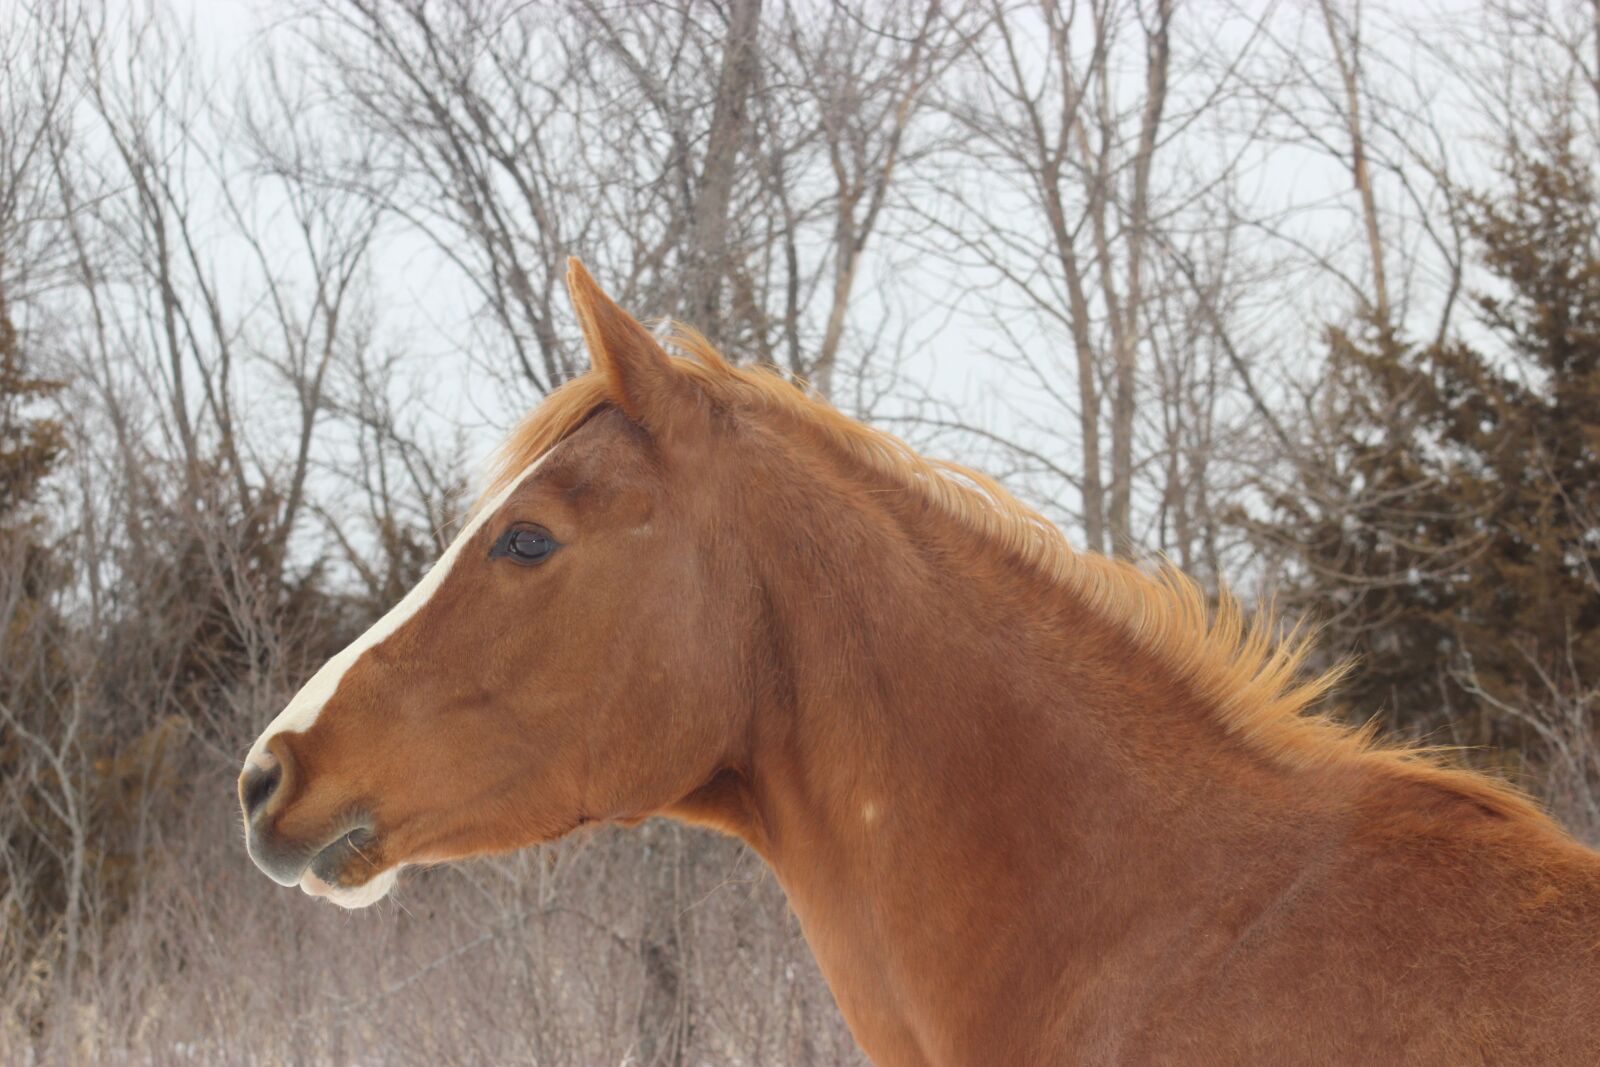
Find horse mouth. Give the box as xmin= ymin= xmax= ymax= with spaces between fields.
xmin=300 ymin=828 xmax=394 ymax=909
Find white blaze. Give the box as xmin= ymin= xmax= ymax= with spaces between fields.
xmin=244 ymin=455 xmax=547 ymax=771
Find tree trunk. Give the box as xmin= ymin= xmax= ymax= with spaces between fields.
xmin=635 ymin=823 xmax=689 ymax=1067
xmin=1319 ymin=0 xmax=1390 ymax=328
xmin=1108 ymin=0 xmax=1172 ymax=557
xmin=682 ymin=0 xmax=764 ymax=344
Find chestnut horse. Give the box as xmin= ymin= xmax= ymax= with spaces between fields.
xmin=241 ymin=261 xmax=1600 ymax=1065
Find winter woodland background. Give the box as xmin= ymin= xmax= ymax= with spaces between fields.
xmin=3 ymin=0 xmax=1599 ymax=1063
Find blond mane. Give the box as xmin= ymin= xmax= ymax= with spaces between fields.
xmin=486 ymin=330 xmax=1551 ymax=828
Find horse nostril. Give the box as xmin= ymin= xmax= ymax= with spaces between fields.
xmin=240 ymin=760 xmax=283 ymax=820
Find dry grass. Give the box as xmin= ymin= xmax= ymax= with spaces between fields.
xmin=1 ymin=754 xmax=861 ymax=1066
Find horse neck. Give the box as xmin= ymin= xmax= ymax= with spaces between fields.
xmin=731 ymin=521 xmax=1346 ymax=1061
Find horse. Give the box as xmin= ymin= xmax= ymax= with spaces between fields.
xmin=239 ymin=260 xmax=1600 ymax=1066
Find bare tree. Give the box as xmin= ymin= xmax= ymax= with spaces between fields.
xmin=766 ymin=1 xmax=966 ymax=396
xmin=930 ymin=0 xmax=1241 ymax=559
xmin=680 ymin=0 xmax=764 ymax=343
xmin=1316 ymin=0 xmax=1391 ymax=329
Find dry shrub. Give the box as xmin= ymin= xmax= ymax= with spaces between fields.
xmin=2 ymin=744 xmax=861 ymax=1066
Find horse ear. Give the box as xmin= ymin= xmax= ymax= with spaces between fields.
xmin=566 ymin=258 xmax=685 ymax=429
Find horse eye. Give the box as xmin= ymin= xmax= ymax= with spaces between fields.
xmin=492 ymin=525 xmax=559 ymax=565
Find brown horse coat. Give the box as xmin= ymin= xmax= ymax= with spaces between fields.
xmin=242 ymin=262 xmax=1600 ymax=1066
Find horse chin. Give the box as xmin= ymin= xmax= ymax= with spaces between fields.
xmin=299 ymin=866 xmax=398 ymax=909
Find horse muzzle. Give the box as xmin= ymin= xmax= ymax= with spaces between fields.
xmin=238 ymin=747 xmax=379 ymax=891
